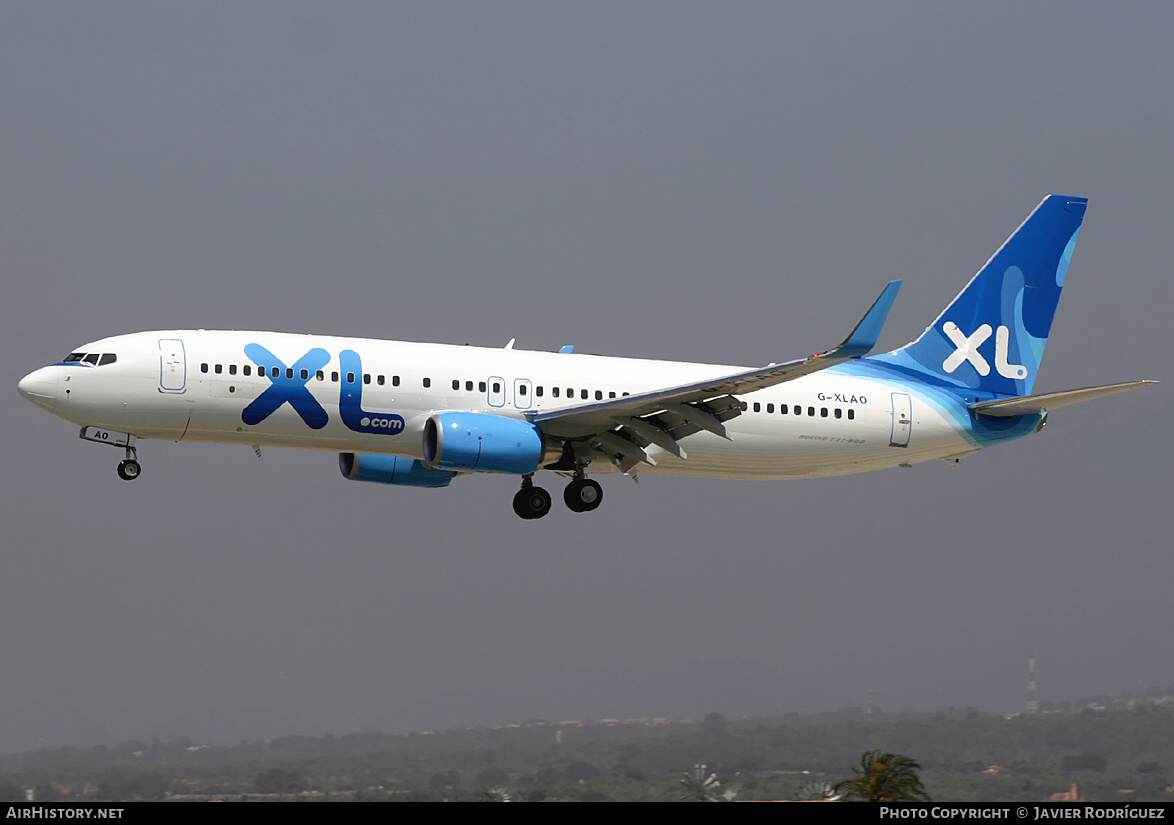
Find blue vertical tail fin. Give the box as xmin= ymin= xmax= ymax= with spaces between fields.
xmin=873 ymin=195 xmax=1087 ymax=396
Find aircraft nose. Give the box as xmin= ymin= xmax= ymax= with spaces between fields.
xmin=18 ymin=366 xmax=58 ymax=411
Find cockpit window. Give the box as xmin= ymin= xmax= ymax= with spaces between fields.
xmin=62 ymin=352 xmax=118 ymax=366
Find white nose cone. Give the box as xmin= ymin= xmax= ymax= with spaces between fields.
xmin=18 ymin=366 xmax=58 ymax=412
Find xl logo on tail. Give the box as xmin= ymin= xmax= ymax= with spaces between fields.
xmin=942 ymin=321 xmax=1027 ymax=380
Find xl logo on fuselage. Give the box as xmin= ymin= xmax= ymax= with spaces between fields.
xmin=241 ymin=344 xmax=330 ymax=429
xmin=241 ymin=344 xmax=404 ymax=435
xmin=941 ymin=321 xmax=1027 ymax=380
xmin=338 ymin=349 xmax=404 ymax=434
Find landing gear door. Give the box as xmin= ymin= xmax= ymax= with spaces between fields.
xmin=890 ymin=392 xmax=912 ymax=447
xmin=158 ymin=338 xmax=186 ymax=393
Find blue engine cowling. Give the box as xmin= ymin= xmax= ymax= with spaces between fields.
xmin=423 ymin=412 xmax=545 ymax=474
xmin=339 ymin=453 xmax=454 ymax=488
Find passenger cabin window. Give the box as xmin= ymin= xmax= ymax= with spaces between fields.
xmin=271 ymin=367 xmax=279 ymax=378
xmin=580 ymin=389 xmax=588 ymax=399
xmin=317 ymin=370 xmax=324 ymax=381
xmin=478 ymin=381 xmax=486 ymax=392
xmin=753 ymin=402 xmax=761 ymax=412
xmin=848 ymin=409 xmax=855 ymax=420
xmin=392 ymin=376 xmax=400 ymax=386
xmin=519 ymin=385 xmax=528 ymax=396
xmin=452 ymin=379 xmax=460 ymax=390
xmin=243 ymin=365 xmax=251 ymax=376
xmin=766 ymin=403 xmax=774 ymax=413
xmin=552 ymin=387 xmax=560 ymax=398
xmin=423 ymin=378 xmax=431 ymax=388
xmin=332 ymin=371 xmax=339 ymax=382
xmin=466 ymin=381 xmax=473 ymax=391
xmin=347 ymin=372 xmax=355 ymax=384
xmin=363 ymin=373 xmax=371 ymax=384
xmin=214 ymin=364 xmax=222 ymax=374
xmin=200 ymin=363 xmax=209 ymax=373
xmin=595 ymin=390 xmax=602 ymax=400
xmin=378 ymin=375 xmax=385 ymax=386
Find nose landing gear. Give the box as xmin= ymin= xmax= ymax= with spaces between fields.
xmin=79 ymin=427 xmax=142 ymax=481
xmin=117 ymin=453 xmax=142 ymax=481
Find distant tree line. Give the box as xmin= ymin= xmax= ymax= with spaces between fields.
xmin=2 ymin=704 xmax=1172 ymax=801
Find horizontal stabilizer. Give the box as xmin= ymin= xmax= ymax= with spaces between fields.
xmin=969 ymin=380 xmax=1158 ymax=417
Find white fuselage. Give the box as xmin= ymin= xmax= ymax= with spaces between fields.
xmin=20 ymin=329 xmax=1003 ymax=480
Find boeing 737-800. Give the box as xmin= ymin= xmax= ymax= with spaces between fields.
xmin=18 ymin=195 xmax=1156 ymax=518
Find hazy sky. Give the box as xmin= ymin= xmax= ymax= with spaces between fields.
xmin=2 ymin=2 xmax=1170 ymax=752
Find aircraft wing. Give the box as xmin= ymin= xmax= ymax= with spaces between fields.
xmin=969 ymin=380 xmax=1159 ymax=417
xmin=531 ymin=281 xmax=901 ymax=472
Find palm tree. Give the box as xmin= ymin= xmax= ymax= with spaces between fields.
xmin=833 ymin=749 xmax=930 ymax=802
xmin=680 ymin=764 xmax=732 ymax=802
xmin=796 ymin=779 xmax=839 ymax=801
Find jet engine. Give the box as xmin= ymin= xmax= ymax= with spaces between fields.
xmin=339 ymin=453 xmax=454 ymax=488
xmin=423 ymin=412 xmax=548 ymax=474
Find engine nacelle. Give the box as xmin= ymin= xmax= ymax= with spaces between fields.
xmin=339 ymin=453 xmax=454 ymax=488
xmin=423 ymin=412 xmax=545 ymax=474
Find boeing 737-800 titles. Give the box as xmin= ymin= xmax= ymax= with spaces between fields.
xmin=18 ymin=195 xmax=1156 ymax=518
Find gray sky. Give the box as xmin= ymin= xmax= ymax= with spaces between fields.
xmin=2 ymin=2 xmax=1169 ymax=752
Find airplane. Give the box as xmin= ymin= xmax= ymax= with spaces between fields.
xmin=18 ymin=195 xmax=1157 ymax=519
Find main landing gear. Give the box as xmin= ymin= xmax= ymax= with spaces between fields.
xmin=564 ymin=476 xmax=603 ymax=513
xmin=512 ymin=470 xmax=603 ymax=520
xmin=513 ymin=476 xmax=552 ymax=520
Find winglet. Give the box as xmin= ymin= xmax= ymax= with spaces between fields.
xmin=829 ymin=280 xmax=902 ymax=359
